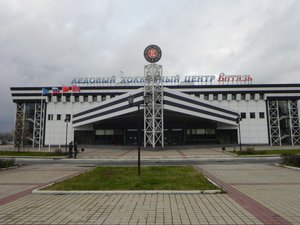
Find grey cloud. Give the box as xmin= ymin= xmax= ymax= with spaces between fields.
xmin=1 ymin=0 xmax=300 ymax=132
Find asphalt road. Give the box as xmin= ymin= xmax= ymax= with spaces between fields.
xmin=7 ymin=155 xmax=282 ymax=166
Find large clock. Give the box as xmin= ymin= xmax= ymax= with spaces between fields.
xmin=144 ymin=45 xmax=162 ymax=63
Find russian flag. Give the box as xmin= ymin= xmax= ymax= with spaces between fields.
xmin=52 ymin=87 xmax=60 ymax=95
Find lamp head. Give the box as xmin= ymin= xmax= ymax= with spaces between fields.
xmin=128 ymin=95 xmax=134 ymax=106
xmin=144 ymin=95 xmax=150 ymax=106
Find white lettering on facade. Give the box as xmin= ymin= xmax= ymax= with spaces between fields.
xmin=71 ymin=74 xmax=252 ymax=86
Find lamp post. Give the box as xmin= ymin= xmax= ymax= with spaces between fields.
xmin=64 ymin=118 xmax=69 ymax=153
xmin=128 ymin=95 xmax=150 ymax=175
xmin=236 ymin=115 xmax=242 ymax=152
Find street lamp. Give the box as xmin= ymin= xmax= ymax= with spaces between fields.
xmin=236 ymin=115 xmax=242 ymax=152
xmin=65 ymin=118 xmax=69 ymax=153
xmin=128 ymin=95 xmax=150 ymax=175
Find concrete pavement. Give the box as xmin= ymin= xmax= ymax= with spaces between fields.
xmin=197 ymin=164 xmax=300 ymax=225
xmin=0 ymin=164 xmax=88 ymax=205
xmin=0 ymin=147 xmax=300 ymax=224
xmin=2 ymin=147 xmax=283 ymax=166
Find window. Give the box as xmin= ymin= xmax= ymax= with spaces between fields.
xmin=187 ymin=128 xmax=216 ymax=135
xmin=241 ymin=93 xmax=246 ymax=100
xmin=65 ymin=114 xmax=71 ymax=122
xmin=84 ymin=96 xmax=88 ymax=102
xmin=96 ymin=130 xmax=105 ymax=135
xmin=57 ymin=96 xmax=61 ymax=102
xmin=93 ymin=95 xmax=97 ymax=102
xmin=204 ymin=94 xmax=209 ymax=100
xmin=75 ymin=96 xmax=79 ymax=102
xmin=213 ymin=94 xmax=218 ymax=100
xmin=96 ymin=129 xmax=115 ymax=135
xmin=110 ymin=94 xmax=115 ymax=99
xmin=101 ymin=95 xmax=106 ymax=101
xmin=259 ymin=112 xmax=265 ymax=119
xmin=66 ymin=96 xmax=70 ymax=102
xmin=196 ymin=129 xmax=206 ymax=134
xmin=250 ymin=93 xmax=255 ymax=100
xmin=48 ymin=114 xmax=53 ymax=120
xmin=222 ymin=94 xmax=227 ymax=100
xmin=259 ymin=93 xmax=264 ymax=100
xmin=241 ymin=112 xmax=246 ymax=119
xmin=57 ymin=114 xmax=61 ymax=120
xmin=206 ymin=128 xmax=215 ymax=134
xmin=250 ymin=112 xmax=256 ymax=119
xmin=232 ymin=94 xmax=236 ymax=100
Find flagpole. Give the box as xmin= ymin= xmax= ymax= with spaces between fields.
xmin=52 ymin=91 xmax=56 ymax=152
xmin=39 ymin=89 xmax=43 ymax=151
xmin=49 ymin=88 xmax=53 ymax=152
xmin=59 ymin=85 xmax=63 ymax=150
xmin=71 ymin=86 xmax=74 ymax=143
xmin=70 ymin=85 xmax=80 ymax=144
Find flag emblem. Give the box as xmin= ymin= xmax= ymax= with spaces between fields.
xmin=42 ymin=88 xmax=49 ymax=95
xmin=52 ymin=87 xmax=60 ymax=95
xmin=72 ymin=85 xmax=81 ymax=92
xmin=62 ymin=86 xmax=70 ymax=93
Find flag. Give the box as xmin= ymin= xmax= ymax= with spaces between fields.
xmin=62 ymin=86 xmax=71 ymax=93
xmin=52 ymin=87 xmax=60 ymax=95
xmin=71 ymin=85 xmax=80 ymax=92
xmin=42 ymin=88 xmax=49 ymax=95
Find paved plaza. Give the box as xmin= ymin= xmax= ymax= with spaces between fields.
xmin=76 ymin=146 xmax=235 ymax=159
xmin=0 ymin=148 xmax=300 ymax=225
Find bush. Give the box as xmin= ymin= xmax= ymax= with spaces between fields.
xmin=238 ymin=149 xmax=267 ymax=155
xmin=281 ymin=153 xmax=300 ymax=167
xmin=0 ymin=158 xmax=16 ymax=168
xmin=54 ymin=149 xmax=66 ymax=156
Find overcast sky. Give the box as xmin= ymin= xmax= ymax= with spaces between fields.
xmin=1 ymin=0 xmax=300 ymax=132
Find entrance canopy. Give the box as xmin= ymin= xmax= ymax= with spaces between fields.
xmin=73 ymin=87 xmax=239 ymax=127
xmin=164 ymin=88 xmax=239 ymax=125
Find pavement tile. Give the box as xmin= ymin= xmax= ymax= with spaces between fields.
xmin=199 ymin=164 xmax=300 ymax=225
xmin=1 ymin=149 xmax=300 ymax=225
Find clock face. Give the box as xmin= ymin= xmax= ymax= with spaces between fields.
xmin=144 ymin=45 xmax=162 ymax=63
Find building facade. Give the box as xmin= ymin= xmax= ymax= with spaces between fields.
xmin=10 ymin=83 xmax=300 ymax=148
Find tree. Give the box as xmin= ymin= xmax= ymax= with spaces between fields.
xmin=0 ymin=131 xmax=14 ymax=145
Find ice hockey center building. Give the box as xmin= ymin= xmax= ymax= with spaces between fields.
xmin=10 ymin=74 xmax=300 ymax=149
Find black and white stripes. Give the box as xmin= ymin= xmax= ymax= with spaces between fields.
xmin=73 ymin=87 xmax=239 ymax=127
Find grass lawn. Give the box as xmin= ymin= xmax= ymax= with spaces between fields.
xmin=44 ymin=166 xmax=218 ymax=191
xmin=234 ymin=149 xmax=300 ymax=155
xmin=0 ymin=151 xmax=67 ymax=157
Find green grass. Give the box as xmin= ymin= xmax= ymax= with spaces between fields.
xmin=45 ymin=166 xmax=218 ymax=190
xmin=234 ymin=149 xmax=300 ymax=155
xmin=0 ymin=151 xmax=67 ymax=157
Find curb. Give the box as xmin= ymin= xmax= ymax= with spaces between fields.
xmin=0 ymin=165 xmax=19 ymax=171
xmin=32 ymin=189 xmax=223 ymax=195
xmin=7 ymin=156 xmax=282 ymax=166
xmin=275 ymin=163 xmax=300 ymax=171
